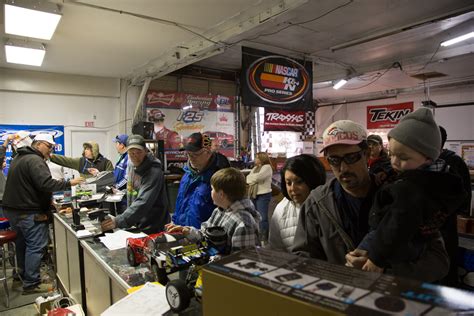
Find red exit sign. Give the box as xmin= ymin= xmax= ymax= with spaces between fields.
xmin=85 ymin=121 xmax=95 ymax=127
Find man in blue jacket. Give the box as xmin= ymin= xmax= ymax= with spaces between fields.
xmin=172 ymin=132 xmax=230 ymax=228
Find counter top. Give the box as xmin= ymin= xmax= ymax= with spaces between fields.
xmin=80 ymin=238 xmax=154 ymax=290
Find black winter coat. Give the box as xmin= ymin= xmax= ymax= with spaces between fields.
xmin=368 ymin=167 xmax=466 ymax=266
xmin=3 ymin=146 xmax=70 ymax=212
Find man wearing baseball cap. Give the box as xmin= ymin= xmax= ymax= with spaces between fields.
xmin=171 ymin=132 xmax=230 ymax=228
xmin=292 ymin=120 xmax=377 ymax=265
xmin=101 ymin=134 xmax=170 ymax=234
xmin=3 ymin=133 xmax=84 ymax=294
xmin=113 ymin=134 xmax=129 ymax=191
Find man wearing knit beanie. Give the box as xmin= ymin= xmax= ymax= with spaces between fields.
xmin=387 ymin=108 xmax=441 ymax=161
xmin=355 ymin=107 xmax=466 ymax=283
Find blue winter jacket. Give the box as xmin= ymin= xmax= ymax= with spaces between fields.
xmin=173 ymin=152 xmax=230 ymax=228
xmin=114 ymin=153 xmax=128 ymax=190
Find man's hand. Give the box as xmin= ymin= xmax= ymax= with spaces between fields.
xmin=70 ymin=177 xmax=85 ymax=186
xmin=362 ymin=259 xmax=384 ymax=273
xmin=101 ymin=216 xmax=117 ymax=232
xmin=345 ymin=249 xmax=369 ymax=269
xmin=87 ymin=168 xmax=99 ymax=176
xmin=165 ymin=223 xmax=190 ymax=235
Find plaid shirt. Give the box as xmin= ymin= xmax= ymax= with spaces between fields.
xmin=188 ymin=199 xmax=261 ymax=252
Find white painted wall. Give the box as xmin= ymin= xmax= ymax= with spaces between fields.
xmin=0 ymin=68 xmax=122 ymax=161
xmin=315 ymin=84 xmax=474 ymax=142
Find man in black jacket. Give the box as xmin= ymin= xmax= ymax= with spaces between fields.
xmin=3 ymin=134 xmax=83 ymax=293
xmin=439 ymin=126 xmax=472 ymax=286
xmin=101 ymin=135 xmax=170 ymax=234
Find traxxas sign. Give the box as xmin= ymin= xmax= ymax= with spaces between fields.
xmin=264 ymin=109 xmax=305 ymax=132
xmin=367 ymin=102 xmax=413 ymax=129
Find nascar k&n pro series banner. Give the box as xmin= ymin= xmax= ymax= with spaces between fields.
xmin=367 ymin=102 xmax=413 ymax=129
xmin=241 ymin=47 xmax=313 ymax=109
xmin=0 ymin=124 xmax=65 ymax=175
xmin=264 ymin=109 xmax=305 ymax=132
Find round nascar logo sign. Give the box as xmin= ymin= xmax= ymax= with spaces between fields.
xmin=247 ymin=56 xmax=310 ymax=105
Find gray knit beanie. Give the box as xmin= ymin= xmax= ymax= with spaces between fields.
xmin=387 ymin=108 xmax=441 ymax=160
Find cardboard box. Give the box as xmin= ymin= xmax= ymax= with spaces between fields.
xmin=203 ymin=248 xmax=474 ymax=316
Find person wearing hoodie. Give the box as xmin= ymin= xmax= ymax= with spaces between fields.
xmin=167 ymin=167 xmax=261 ymax=253
xmin=101 ymin=134 xmax=170 ymax=234
xmin=172 ymin=132 xmax=230 ymax=229
xmin=2 ymin=134 xmax=84 ymax=293
xmin=356 ymin=108 xmax=466 ymax=282
xmin=50 ymin=140 xmax=113 ymax=177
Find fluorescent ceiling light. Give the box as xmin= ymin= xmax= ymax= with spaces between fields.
xmin=5 ymin=3 xmax=62 ymax=40
xmin=441 ymin=31 xmax=474 ymax=47
xmin=333 ymin=79 xmax=348 ymax=90
xmin=5 ymin=41 xmax=46 ymax=66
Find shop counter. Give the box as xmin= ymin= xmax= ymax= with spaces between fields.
xmin=80 ymin=239 xmax=154 ymax=316
xmin=53 ymin=213 xmax=154 ymax=316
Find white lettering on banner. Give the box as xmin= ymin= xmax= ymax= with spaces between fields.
xmin=369 ymin=108 xmax=411 ymax=122
xmin=265 ymin=113 xmax=304 ymax=123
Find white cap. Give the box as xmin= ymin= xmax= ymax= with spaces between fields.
xmin=34 ymin=134 xmax=56 ymax=145
xmin=320 ymin=120 xmax=367 ymax=152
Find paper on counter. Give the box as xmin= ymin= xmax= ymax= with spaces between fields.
xmin=99 ymin=230 xmax=147 ymax=250
xmin=101 ymin=282 xmax=170 ymax=316
xmin=76 ymin=230 xmax=95 ymax=238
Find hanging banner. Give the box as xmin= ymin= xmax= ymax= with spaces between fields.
xmin=263 ymin=109 xmax=305 ymax=132
xmin=367 ymin=102 xmax=414 ymax=129
xmin=145 ymin=90 xmax=236 ymax=169
xmin=0 ymin=124 xmax=65 ymax=175
xmin=241 ymin=47 xmax=313 ymax=109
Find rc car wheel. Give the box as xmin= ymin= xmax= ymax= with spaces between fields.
xmin=152 ymin=263 xmax=169 ymax=285
xmin=166 ymin=279 xmax=191 ymax=313
xmin=127 ymin=246 xmax=139 ymax=267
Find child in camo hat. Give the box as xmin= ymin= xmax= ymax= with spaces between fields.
xmin=356 ymin=108 xmax=466 ymax=282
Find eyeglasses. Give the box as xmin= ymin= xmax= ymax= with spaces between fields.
xmin=326 ymin=150 xmax=364 ymax=167
xmin=41 ymin=142 xmax=54 ymax=150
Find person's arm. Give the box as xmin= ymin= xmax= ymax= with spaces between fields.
xmin=50 ymin=154 xmax=82 ymax=171
xmin=291 ymin=202 xmax=327 ymax=259
xmin=368 ymin=183 xmax=422 ymax=267
xmin=115 ymin=169 xmax=164 ymax=229
xmin=28 ymin=158 xmax=74 ymax=192
xmin=231 ymin=224 xmax=259 ymax=251
xmin=251 ymin=165 xmax=273 ymax=183
xmin=104 ymin=159 xmax=114 ymax=172
xmin=268 ymin=201 xmax=287 ymax=250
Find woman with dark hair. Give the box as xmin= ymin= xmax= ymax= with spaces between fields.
xmin=246 ymin=152 xmax=273 ymax=241
xmin=367 ymin=134 xmax=393 ymax=185
xmin=269 ymin=154 xmax=326 ymax=251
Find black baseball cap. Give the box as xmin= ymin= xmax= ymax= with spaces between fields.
xmin=367 ymin=134 xmax=383 ymax=145
xmin=181 ymin=132 xmax=211 ymax=152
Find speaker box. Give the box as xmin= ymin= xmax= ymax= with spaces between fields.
xmin=132 ymin=121 xmax=154 ymax=140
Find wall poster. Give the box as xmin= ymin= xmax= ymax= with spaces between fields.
xmin=144 ymin=90 xmax=236 ymax=170
xmin=367 ymin=102 xmax=413 ymax=129
xmin=0 ymin=124 xmax=65 ymax=175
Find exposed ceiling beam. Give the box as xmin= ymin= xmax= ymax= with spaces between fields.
xmin=128 ymin=0 xmax=308 ymax=86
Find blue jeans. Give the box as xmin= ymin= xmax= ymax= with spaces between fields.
xmin=252 ymin=192 xmax=272 ymax=239
xmin=4 ymin=211 xmax=48 ymax=288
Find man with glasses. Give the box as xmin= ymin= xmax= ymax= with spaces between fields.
xmin=3 ymin=134 xmax=84 ymax=294
xmin=172 ymin=132 xmax=230 ymax=228
xmin=292 ymin=120 xmax=379 ymax=265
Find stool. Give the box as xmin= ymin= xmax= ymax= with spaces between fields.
xmin=0 ymin=230 xmax=17 ymax=308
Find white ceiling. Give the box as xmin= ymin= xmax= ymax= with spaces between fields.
xmin=1 ymin=0 xmax=473 ymax=102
